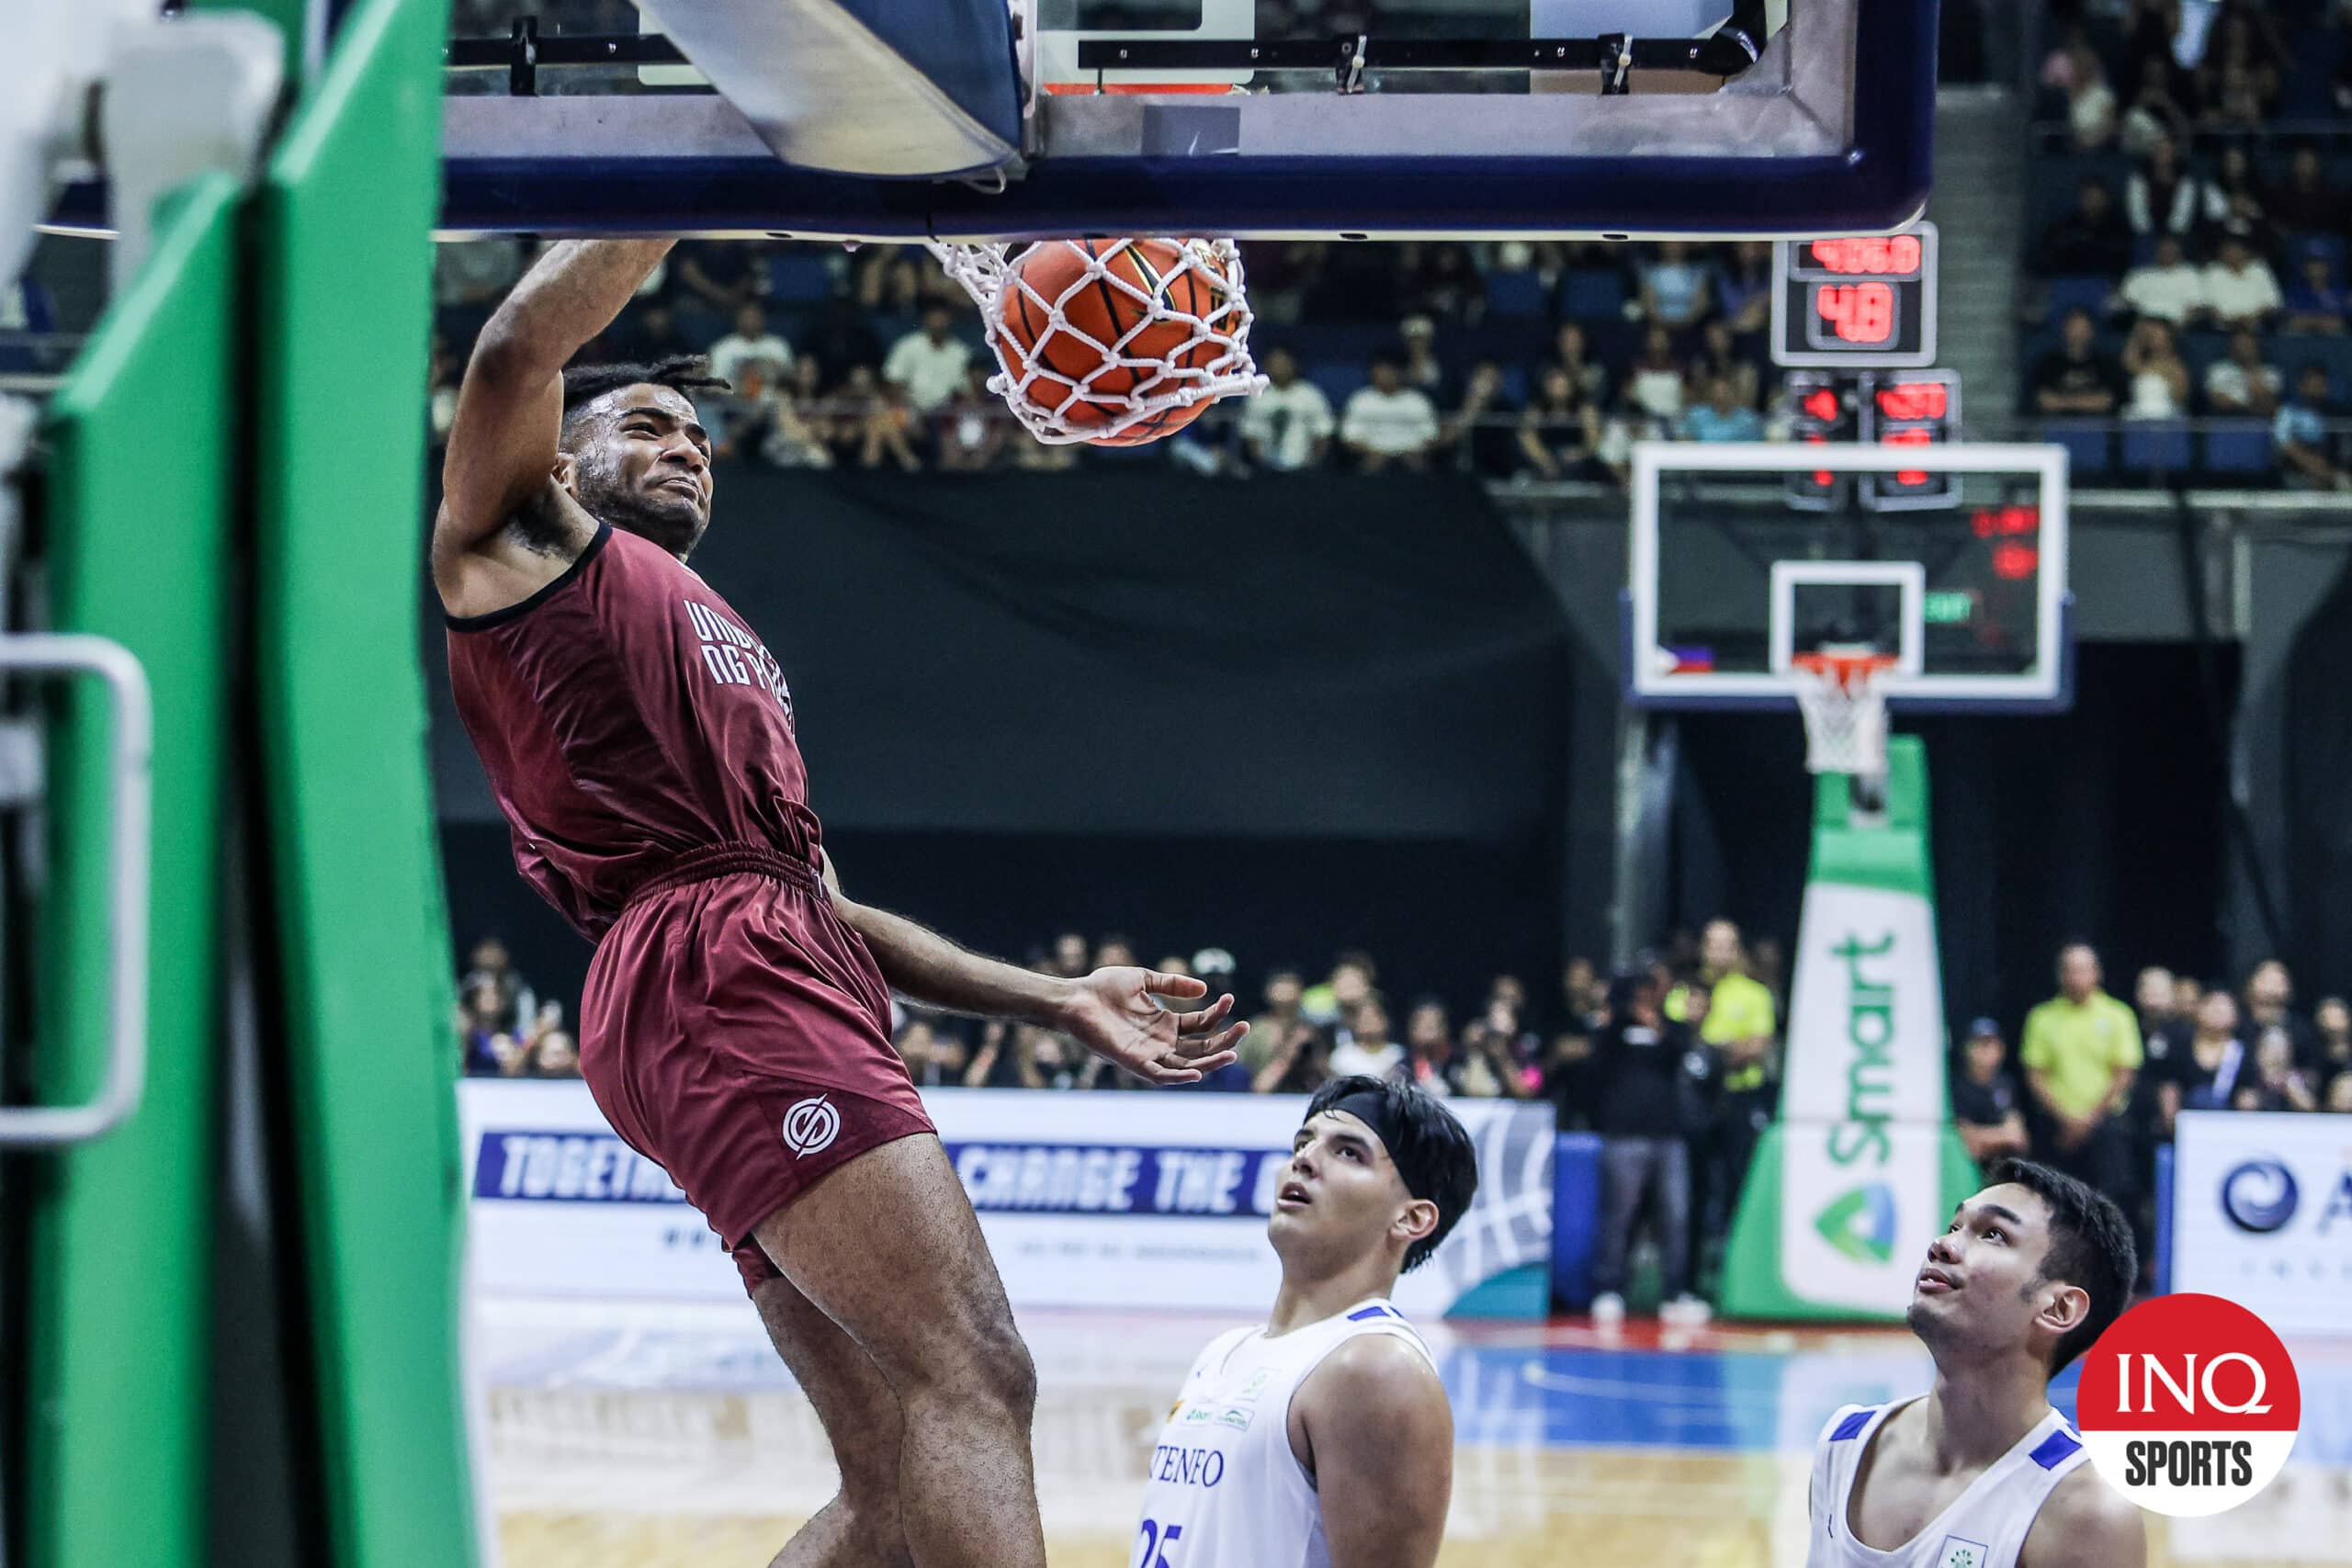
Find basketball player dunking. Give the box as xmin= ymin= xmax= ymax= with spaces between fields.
xmin=435 ymin=239 xmax=1245 ymax=1568
xmin=1808 ymin=1158 xmax=2144 ymax=1568
xmin=1135 ymin=1076 xmax=1478 ymax=1568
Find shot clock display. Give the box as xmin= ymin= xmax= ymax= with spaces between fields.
xmin=1859 ymin=368 xmax=1962 ymax=510
xmin=1770 ymin=222 xmax=1939 ymax=368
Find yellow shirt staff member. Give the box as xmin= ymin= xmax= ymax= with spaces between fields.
xmin=1666 ymin=919 xmax=1778 ymax=1093
xmin=2017 ymin=942 xmax=2142 ymax=1201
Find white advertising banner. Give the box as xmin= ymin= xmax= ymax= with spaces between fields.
xmin=458 ymin=1080 xmax=1555 ymax=1317
xmin=2173 ymin=1111 xmax=2352 ymax=1334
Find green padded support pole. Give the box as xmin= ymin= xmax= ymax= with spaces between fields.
xmin=25 ymin=174 xmax=241 ymax=1568
xmin=1718 ymin=737 xmax=1980 ymax=1320
xmin=247 ymin=0 xmax=476 ymax=1561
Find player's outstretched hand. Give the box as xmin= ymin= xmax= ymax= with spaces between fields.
xmin=1060 ymin=967 xmax=1247 ymax=1086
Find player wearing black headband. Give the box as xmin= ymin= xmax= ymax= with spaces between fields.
xmin=1131 ymin=1076 xmax=1479 ymax=1568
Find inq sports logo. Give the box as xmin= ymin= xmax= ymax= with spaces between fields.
xmin=783 ymin=1095 xmax=841 ymax=1157
xmin=2220 ymin=1158 xmax=2299 ymax=1235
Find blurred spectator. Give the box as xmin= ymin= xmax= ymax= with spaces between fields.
xmin=2125 ymin=133 xmax=2209 ymax=238
xmin=2206 ymin=144 xmax=2271 ymax=253
xmin=1447 ymin=360 xmax=1520 ymax=479
xmin=2196 ymin=9 xmax=2281 ymax=127
xmin=2281 ymin=250 xmax=2349 ymax=335
xmin=1396 ymin=315 xmax=1451 ymax=402
xmin=2120 ymin=52 xmax=2197 ymax=156
xmin=2032 ymin=308 xmax=2127 ymax=416
xmin=459 ymin=936 xmax=535 ymax=1036
xmin=428 ymin=333 xmax=460 ymax=448
xmin=837 ymin=366 xmax=922 ymax=472
xmin=673 ymin=242 xmax=764 ymax=313
xmin=2120 ymin=234 xmax=2209 ymax=327
xmin=1952 ymin=1018 xmax=2031 ymax=1168
xmin=2019 ymin=942 xmax=2141 ymax=1195
xmin=2121 ymin=319 xmax=2191 ymax=418
xmin=1095 ymin=934 xmax=1136 ymax=970
xmin=758 ymin=356 xmax=836 ymax=469
xmin=2276 ymin=363 xmax=2350 ymax=490
xmin=1454 ymin=998 xmax=1533 ymax=1100
xmin=707 ymin=302 xmax=794 ymax=388
xmin=1518 ymin=367 xmax=1606 ymax=481
xmin=2133 ymin=964 xmax=2181 ymax=1043
xmin=2267 ymin=144 xmax=2340 ymax=237
xmin=2172 ymin=972 xmax=2205 ymax=1021
xmin=1692 ymin=319 xmax=1762 ymax=412
xmin=707 ymin=358 xmax=787 ymax=460
xmin=1329 ymin=998 xmax=1406 ymax=1079
xmin=1300 ymin=952 xmax=1376 ymax=1029
xmin=2041 ymin=177 xmax=2133 ymax=277
xmin=2328 ymin=1072 xmax=2352 ymax=1112
xmin=1253 ymin=1019 xmax=1331 ymax=1095
xmin=1403 ymin=998 xmax=1457 ymax=1096
xmin=2248 ymin=1028 xmax=2319 ymax=1111
xmin=2241 ymin=958 xmax=2319 ymax=1070
xmin=1243 ymin=966 xmax=1306 ymax=1080
xmin=2203 ymin=329 xmax=2282 ymax=416
xmin=1637 ymin=242 xmax=1713 ymax=328
xmin=1048 ymin=931 xmax=1091 ymax=976
xmin=1674 ymin=919 xmax=1779 ymax=1247
xmin=1694 ymin=249 xmax=1763 ymax=343
xmin=1624 ymin=325 xmax=1690 ymax=425
xmin=1548 ymin=322 xmax=1611 ymax=409
xmin=896 ymin=1018 xmax=971 ymax=1089
xmin=2042 ymin=26 xmax=2120 ymax=149
xmin=1679 ymin=375 xmax=1767 ymax=441
xmin=2203 ymin=231 xmax=2282 ymax=331
xmin=1339 ymin=359 xmax=1440 ymax=473
xmin=933 ymin=365 xmax=1007 ymax=472
xmin=883 ymin=305 xmax=974 ymax=415
xmin=1240 ymin=346 xmax=1336 ymax=471
xmin=435 ymin=237 xmax=525 ymax=306
xmin=2317 ymin=995 xmax=2352 ymax=1081
xmin=457 ymin=980 xmax=521 ymax=1077
xmin=965 ymin=1019 xmax=1044 ymax=1089
xmin=532 ymin=1025 xmax=581 ymax=1079
xmin=1588 ymin=971 xmax=1709 ymax=1327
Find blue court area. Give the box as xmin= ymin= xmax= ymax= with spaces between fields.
xmin=479 ymin=1306 xmax=2352 ymax=1566
xmin=481 ymin=1308 xmax=2352 ymax=1465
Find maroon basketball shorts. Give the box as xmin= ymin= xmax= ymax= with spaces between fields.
xmin=579 ymin=845 xmax=935 ymax=1293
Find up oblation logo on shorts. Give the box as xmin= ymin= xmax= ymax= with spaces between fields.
xmin=2075 ymin=1292 xmax=2301 ymax=1517
xmin=782 ymin=1095 xmax=841 ymax=1157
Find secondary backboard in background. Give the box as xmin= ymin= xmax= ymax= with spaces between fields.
xmin=1626 ymin=442 xmax=2075 ymax=713
xmin=401 ymin=0 xmax=1935 ymax=242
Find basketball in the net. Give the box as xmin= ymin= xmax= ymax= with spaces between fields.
xmin=994 ymin=238 xmax=1232 ymax=446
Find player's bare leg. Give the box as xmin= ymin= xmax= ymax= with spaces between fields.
xmin=754 ymin=1134 xmax=1046 ymax=1568
xmin=749 ymin=1275 xmax=913 ymax=1568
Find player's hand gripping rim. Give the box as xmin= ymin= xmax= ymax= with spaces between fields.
xmin=1058 ymin=966 xmax=1248 ymax=1086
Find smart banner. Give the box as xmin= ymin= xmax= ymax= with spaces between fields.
xmin=2173 ymin=1111 xmax=2352 ymax=1334
xmin=458 ymin=1080 xmax=1555 ymax=1317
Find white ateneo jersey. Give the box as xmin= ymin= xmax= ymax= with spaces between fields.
xmin=1133 ymin=1299 xmax=1438 ymax=1568
xmin=1807 ymin=1397 xmax=2089 ymax=1568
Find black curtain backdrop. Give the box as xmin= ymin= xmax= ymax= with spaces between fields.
xmin=430 ymin=468 xmax=1576 ymax=1022
xmin=1670 ymin=642 xmax=2237 ymax=1039
xmin=2287 ymin=565 xmax=2352 ymax=1001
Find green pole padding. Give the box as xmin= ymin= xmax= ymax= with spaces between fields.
xmin=26 ymin=173 xmax=241 ymax=1568
xmin=1719 ymin=737 xmax=1977 ymax=1320
xmin=247 ymin=0 xmax=476 ymax=1561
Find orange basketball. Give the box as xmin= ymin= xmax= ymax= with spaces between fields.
xmin=995 ymin=238 xmax=1231 ymax=446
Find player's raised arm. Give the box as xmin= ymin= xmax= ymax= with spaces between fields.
xmin=434 ymin=240 xmax=673 ymax=577
xmin=1293 ymin=1335 xmax=1453 ymax=1568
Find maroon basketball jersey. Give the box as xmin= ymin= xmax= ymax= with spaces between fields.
xmin=446 ymin=521 xmax=822 ymax=940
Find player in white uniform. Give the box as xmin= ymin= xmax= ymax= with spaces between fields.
xmin=1133 ymin=1075 xmax=1479 ymax=1568
xmin=1808 ymin=1157 xmax=2144 ymax=1568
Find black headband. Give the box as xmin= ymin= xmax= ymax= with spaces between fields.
xmin=1319 ymin=1089 xmax=1432 ymax=1201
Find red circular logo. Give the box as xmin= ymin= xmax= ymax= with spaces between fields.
xmin=2075 ymin=1293 xmax=2301 ymax=1517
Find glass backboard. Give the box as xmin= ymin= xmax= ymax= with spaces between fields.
xmin=1626 ymin=441 xmax=2075 ymax=713
xmin=404 ymin=0 xmax=1936 ymax=243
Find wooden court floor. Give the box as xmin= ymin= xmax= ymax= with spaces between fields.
xmin=480 ymin=1304 xmax=2350 ymax=1568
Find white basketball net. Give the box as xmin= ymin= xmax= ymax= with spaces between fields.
xmin=1792 ymin=653 xmax=1894 ymax=778
xmin=925 ymin=237 xmax=1265 ymax=445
